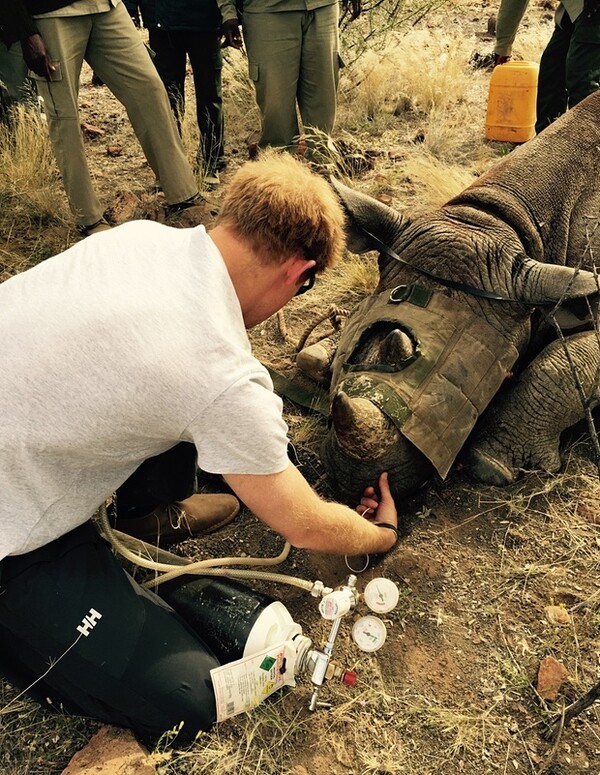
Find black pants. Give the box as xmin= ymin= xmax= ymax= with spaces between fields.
xmin=0 ymin=443 xmax=218 ymax=741
xmin=536 ymin=4 xmax=600 ymax=132
xmin=148 ymin=28 xmax=225 ymax=173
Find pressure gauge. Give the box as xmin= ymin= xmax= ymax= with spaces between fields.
xmin=363 ymin=577 xmax=400 ymax=614
xmin=352 ymin=616 xmax=387 ymax=652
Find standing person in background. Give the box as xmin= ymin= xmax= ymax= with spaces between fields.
xmin=125 ymin=0 xmax=226 ymax=187
xmin=0 ymin=0 xmax=41 ymax=122
xmin=2 ymin=0 xmax=200 ymax=236
xmin=125 ymin=0 xmax=225 ymax=185
xmin=220 ymin=0 xmax=360 ymax=154
xmin=495 ymin=0 xmax=600 ymax=133
xmin=0 ymin=41 xmax=33 ymax=123
xmin=0 ymin=39 xmax=35 ymax=124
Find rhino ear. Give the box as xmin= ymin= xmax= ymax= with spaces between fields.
xmin=512 ymin=255 xmax=599 ymax=319
xmin=330 ymin=177 xmax=410 ymax=257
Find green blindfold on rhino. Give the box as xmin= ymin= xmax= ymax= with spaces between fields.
xmin=330 ymin=284 xmax=519 ymax=479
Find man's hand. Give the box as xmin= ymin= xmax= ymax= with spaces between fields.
xmin=222 ymin=18 xmax=243 ymax=49
xmin=21 ymin=33 xmax=54 ymax=80
xmin=225 ymin=464 xmax=398 ymax=555
xmin=341 ymin=0 xmax=361 ymax=21
xmin=356 ymin=472 xmax=398 ymax=549
xmin=494 ymin=54 xmax=511 ymax=66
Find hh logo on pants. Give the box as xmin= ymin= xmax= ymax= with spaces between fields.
xmin=77 ymin=608 xmax=103 ymax=637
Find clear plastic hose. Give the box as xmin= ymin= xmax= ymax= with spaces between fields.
xmin=97 ymin=502 xmax=317 ymax=592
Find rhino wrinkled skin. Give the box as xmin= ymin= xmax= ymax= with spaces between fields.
xmin=314 ymin=91 xmax=600 ymax=504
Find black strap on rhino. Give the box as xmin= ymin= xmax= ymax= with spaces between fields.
xmin=330 ymin=284 xmax=519 ymax=479
xmin=360 ymin=226 xmax=539 ymax=304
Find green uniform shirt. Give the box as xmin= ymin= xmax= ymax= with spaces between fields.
xmin=34 ymin=0 xmax=121 ymax=16
xmin=495 ymin=0 xmax=584 ymax=56
xmin=217 ymin=0 xmax=335 ymax=25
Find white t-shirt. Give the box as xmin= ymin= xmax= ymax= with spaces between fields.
xmin=0 ymin=222 xmax=290 ymax=559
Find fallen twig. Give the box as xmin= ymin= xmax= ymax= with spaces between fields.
xmin=543 ymin=680 xmax=600 ymax=744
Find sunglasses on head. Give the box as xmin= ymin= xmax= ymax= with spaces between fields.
xmin=295 ymin=266 xmax=317 ymax=296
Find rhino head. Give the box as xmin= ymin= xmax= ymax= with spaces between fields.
xmin=320 ymin=176 xmax=600 ymax=505
xmin=320 ymin=327 xmax=435 ymax=504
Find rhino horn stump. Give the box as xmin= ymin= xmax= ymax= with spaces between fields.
xmin=323 ymin=389 xmax=435 ymax=503
xmin=331 ymin=391 xmax=399 ymax=458
xmin=379 ymin=329 xmax=415 ymax=365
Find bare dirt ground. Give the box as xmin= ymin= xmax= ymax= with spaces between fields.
xmin=2 ymin=1 xmax=600 ymax=774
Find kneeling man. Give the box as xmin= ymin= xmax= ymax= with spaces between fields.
xmin=0 ymin=152 xmax=397 ymax=740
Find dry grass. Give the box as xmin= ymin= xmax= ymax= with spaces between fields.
xmin=509 ymin=17 xmax=554 ymax=63
xmin=0 ymin=105 xmax=72 ymax=275
xmin=339 ymin=28 xmax=483 ymax=127
xmin=395 ymin=149 xmax=478 ymax=210
xmin=0 ymin=105 xmax=58 ymax=214
xmin=221 ymin=48 xmax=260 ymax=133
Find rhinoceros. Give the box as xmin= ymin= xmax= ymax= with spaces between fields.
xmin=297 ymin=91 xmax=600 ymax=504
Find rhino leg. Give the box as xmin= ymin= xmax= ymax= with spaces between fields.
xmin=295 ymin=333 xmax=340 ymax=386
xmin=467 ymin=331 xmax=600 ymax=485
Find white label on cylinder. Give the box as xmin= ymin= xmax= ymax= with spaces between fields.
xmin=211 ymin=640 xmax=298 ymax=722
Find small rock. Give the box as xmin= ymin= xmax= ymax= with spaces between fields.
xmin=537 ymin=656 xmax=569 ymax=701
xmin=576 ymin=499 xmax=600 ymax=524
xmin=61 ymin=725 xmax=155 ymax=774
xmin=169 ymin=203 xmax=212 ymax=228
xmin=104 ymin=191 xmax=142 ymax=224
xmin=81 ymin=122 xmax=105 ymax=138
xmin=106 ymin=145 xmax=123 ymax=157
xmin=468 ymin=51 xmax=496 ymax=71
xmin=545 ymin=605 xmax=571 ymax=626
xmin=375 ymin=194 xmax=393 ymax=206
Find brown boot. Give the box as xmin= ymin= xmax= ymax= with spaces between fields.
xmin=114 ymin=494 xmax=239 ymax=543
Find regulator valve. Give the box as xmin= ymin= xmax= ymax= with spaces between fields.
xmin=308 ymin=575 xmax=358 ymax=711
xmin=306 ymin=574 xmax=401 ymax=710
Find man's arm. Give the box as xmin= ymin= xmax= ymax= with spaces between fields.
xmin=224 ymin=463 xmax=398 ymax=556
xmin=216 ymin=0 xmax=243 ymax=48
xmin=495 ymin=0 xmax=530 ymax=58
xmin=21 ymin=33 xmax=54 ymax=79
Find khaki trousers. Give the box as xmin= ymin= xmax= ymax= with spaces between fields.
xmin=33 ymin=3 xmax=198 ymax=226
xmin=0 ymin=41 xmax=34 ymax=115
xmin=243 ymin=3 xmax=340 ymax=150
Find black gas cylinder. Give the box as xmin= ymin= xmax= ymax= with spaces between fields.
xmin=159 ymin=576 xmax=278 ymax=664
